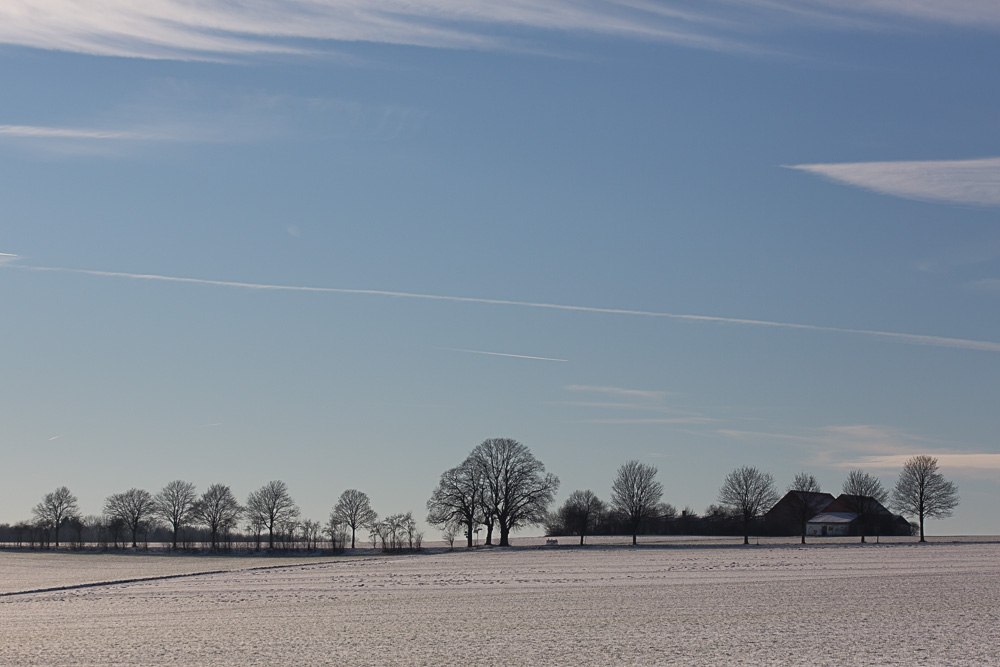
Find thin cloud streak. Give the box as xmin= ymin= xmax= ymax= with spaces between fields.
xmin=549 ymin=401 xmax=681 ymax=412
xmin=10 ymin=262 xmax=1000 ymax=353
xmin=0 ymin=124 xmax=169 ymax=141
xmin=719 ymin=424 xmax=927 ymax=457
xmin=579 ymin=417 xmax=717 ymax=425
xmin=842 ymin=453 xmax=1000 ymax=471
xmin=564 ymin=385 xmax=668 ymax=400
xmin=786 ymin=157 xmax=1000 ymax=207
xmin=444 ymin=348 xmax=568 ymax=362
xmin=968 ymin=279 xmax=1000 ymax=292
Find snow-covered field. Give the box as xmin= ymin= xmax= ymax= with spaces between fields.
xmin=2 ymin=541 xmax=998 ymax=665
xmin=0 ymin=551 xmax=345 ymax=595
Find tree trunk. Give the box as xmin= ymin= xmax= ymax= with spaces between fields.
xmin=485 ymin=522 xmax=493 ymax=546
xmin=743 ymin=518 xmax=750 ymax=545
xmin=351 ymin=525 xmax=356 ymax=549
xmin=919 ymin=513 xmax=925 ymax=542
xmin=580 ymin=534 xmax=585 ymax=546
xmin=268 ymin=525 xmax=274 ymax=550
xmin=632 ymin=532 xmax=637 ymax=546
xmin=499 ymin=523 xmax=510 ymax=547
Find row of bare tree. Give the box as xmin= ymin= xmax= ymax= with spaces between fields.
xmin=14 ymin=481 xmax=394 ymax=552
xmin=425 ymin=440 xmax=959 ymax=547
xmin=541 ymin=456 xmax=958 ymax=546
xmin=8 ymin=438 xmax=959 ymax=551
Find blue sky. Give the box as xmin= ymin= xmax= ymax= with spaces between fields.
xmin=2 ymin=1 xmax=999 ymax=535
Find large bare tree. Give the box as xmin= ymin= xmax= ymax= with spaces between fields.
xmin=426 ymin=457 xmax=485 ymax=548
xmin=611 ymin=461 xmax=663 ymax=546
xmin=153 ymin=480 xmax=198 ymax=549
xmin=471 ymin=438 xmax=559 ymax=547
xmin=891 ymin=456 xmax=959 ymax=542
xmin=32 ymin=486 xmax=80 ymax=549
xmin=192 ymin=483 xmax=242 ymax=550
xmin=557 ymin=489 xmax=606 ymax=545
xmin=332 ymin=489 xmax=378 ymax=549
xmin=842 ymin=469 xmax=888 ymax=543
xmin=786 ymin=471 xmax=825 ymax=545
xmin=246 ymin=480 xmax=300 ymax=550
xmin=104 ymin=488 xmax=155 ymax=548
xmin=718 ymin=466 xmax=779 ymax=545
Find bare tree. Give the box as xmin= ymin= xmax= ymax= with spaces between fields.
xmin=192 ymin=483 xmax=242 ymax=550
xmin=153 ymin=480 xmax=198 ymax=550
xmin=426 ymin=458 xmax=485 ymax=548
xmin=611 ymin=461 xmax=663 ymax=546
xmin=333 ymin=489 xmax=378 ymax=549
xmin=32 ymin=486 xmax=80 ymax=549
xmin=324 ymin=512 xmax=346 ymax=550
xmin=718 ymin=466 xmax=779 ymax=545
xmin=471 ymin=438 xmax=559 ymax=546
xmin=891 ymin=455 xmax=959 ymax=542
xmin=441 ymin=524 xmax=458 ymax=549
xmin=246 ymin=480 xmax=300 ymax=550
xmin=842 ymin=469 xmax=888 ymax=543
xmin=103 ymin=488 xmax=155 ymax=548
xmin=299 ymin=519 xmax=320 ymax=550
xmin=557 ymin=490 xmax=606 ymax=545
xmin=786 ymin=472 xmax=825 ymax=545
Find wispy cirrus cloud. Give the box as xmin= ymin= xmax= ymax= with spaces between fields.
xmin=748 ymin=0 xmax=1000 ymax=30
xmin=786 ymin=157 xmax=1000 ymax=207
xmin=0 ymin=1 xmax=750 ymax=60
xmin=564 ymin=385 xmax=669 ymax=401
xmin=4 ymin=1 xmax=1000 ymax=62
xmin=550 ymin=401 xmax=680 ymax=412
xmin=0 ymin=86 xmax=426 ymax=152
xmin=6 ymin=260 xmax=1000 ymax=354
xmin=0 ymin=125 xmax=170 ymax=140
xmin=443 ymin=348 xmax=568 ymax=362
xmin=719 ymin=424 xmax=926 ymax=457
xmin=579 ymin=417 xmax=717 ymax=425
xmin=719 ymin=423 xmax=1000 ymax=477
xmin=843 ymin=453 xmax=1000 ymax=471
xmin=968 ymin=279 xmax=1000 ymax=292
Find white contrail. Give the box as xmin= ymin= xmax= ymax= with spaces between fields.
xmin=9 ymin=263 xmax=1000 ymax=353
xmin=443 ymin=348 xmax=568 ymax=362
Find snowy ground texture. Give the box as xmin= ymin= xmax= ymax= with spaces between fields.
xmin=2 ymin=540 xmax=999 ymax=666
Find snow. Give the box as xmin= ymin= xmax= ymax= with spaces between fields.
xmin=2 ymin=541 xmax=999 ymax=665
xmin=0 ymin=551 xmax=344 ymax=595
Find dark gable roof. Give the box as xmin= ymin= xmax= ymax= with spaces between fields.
xmin=764 ymin=490 xmax=836 ymax=518
xmin=824 ymin=494 xmax=893 ymax=517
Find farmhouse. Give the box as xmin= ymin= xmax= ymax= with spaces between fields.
xmin=765 ymin=491 xmax=913 ymax=538
xmin=763 ymin=490 xmax=835 ymax=536
xmin=806 ymin=494 xmax=912 ymax=537
xmin=807 ymin=512 xmax=855 ymax=537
